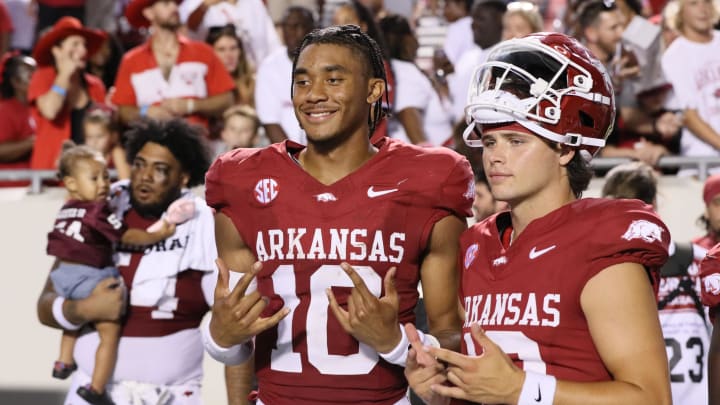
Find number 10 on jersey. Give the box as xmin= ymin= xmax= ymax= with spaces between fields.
xmin=270 ymin=264 xmax=383 ymax=375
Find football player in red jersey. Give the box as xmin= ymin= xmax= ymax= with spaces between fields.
xmin=204 ymin=25 xmax=474 ymax=404
xmin=405 ymin=32 xmax=672 ymax=405
xmin=38 ymin=119 xmax=218 ymax=405
xmin=700 ymin=243 xmax=720 ymax=405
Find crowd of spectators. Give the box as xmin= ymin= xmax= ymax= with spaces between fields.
xmin=0 ymin=0 xmax=715 ymax=181
xmin=12 ymin=1 xmax=720 ymax=404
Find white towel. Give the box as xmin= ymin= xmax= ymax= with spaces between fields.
xmin=108 ymin=183 xmax=217 ymax=308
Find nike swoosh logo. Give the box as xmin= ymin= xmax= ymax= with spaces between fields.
xmin=534 ymin=384 xmax=542 ymax=402
xmin=367 ymin=186 xmax=398 ymax=198
xmin=529 ymin=245 xmax=556 ymax=259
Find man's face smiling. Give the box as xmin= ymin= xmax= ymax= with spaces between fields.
xmin=292 ymin=43 xmax=383 ymax=145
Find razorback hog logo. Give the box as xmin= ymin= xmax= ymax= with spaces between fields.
xmin=621 ymin=220 xmax=663 ymax=243
xmin=704 ymin=273 xmax=720 ymax=296
xmin=315 ymin=193 xmax=337 ymax=202
xmin=463 ymin=179 xmax=475 ymax=200
xmin=464 ymin=243 xmax=479 ymax=269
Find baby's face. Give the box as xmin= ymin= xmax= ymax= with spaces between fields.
xmin=69 ymin=157 xmax=110 ymax=201
xmin=222 ymin=115 xmax=257 ymax=149
xmin=84 ymin=122 xmax=113 ymax=154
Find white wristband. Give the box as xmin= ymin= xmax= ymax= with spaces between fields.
xmin=517 ymin=371 xmax=556 ymax=405
xmin=52 ymin=296 xmax=83 ymax=331
xmin=422 ymin=331 xmax=441 ymax=349
xmin=378 ymin=325 xmax=440 ymax=367
xmin=187 ymin=99 xmax=195 ymax=114
xmin=379 ymin=324 xmax=410 ymax=366
xmin=201 ymin=316 xmax=254 ymax=366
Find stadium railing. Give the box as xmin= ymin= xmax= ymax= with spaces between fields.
xmin=0 ymin=169 xmax=117 ymax=194
xmin=590 ymin=156 xmax=720 ymax=180
xmin=2 ymin=156 xmax=720 ymax=194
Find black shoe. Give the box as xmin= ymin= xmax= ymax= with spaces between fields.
xmin=51 ymin=361 xmax=77 ymax=379
xmin=77 ymin=385 xmax=115 ymax=405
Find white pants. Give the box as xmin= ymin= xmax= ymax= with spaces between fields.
xmin=65 ymin=368 xmax=202 ymax=405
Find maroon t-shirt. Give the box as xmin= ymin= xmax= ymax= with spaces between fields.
xmin=206 ymin=137 xmax=474 ymax=405
xmin=47 ymin=199 xmax=126 ymax=268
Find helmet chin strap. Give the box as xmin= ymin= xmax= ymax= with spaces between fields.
xmin=462 ymin=121 xmax=484 ymax=148
xmin=514 ymin=119 xmax=606 ymax=149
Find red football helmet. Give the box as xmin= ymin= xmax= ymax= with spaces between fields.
xmin=463 ymin=32 xmax=615 ymax=160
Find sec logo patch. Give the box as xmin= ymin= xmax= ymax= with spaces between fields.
xmin=255 ymin=178 xmax=279 ymax=204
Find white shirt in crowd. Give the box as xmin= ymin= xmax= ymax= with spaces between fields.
xmin=179 ymin=0 xmax=281 ymax=67
xmin=449 ymin=44 xmax=489 ymax=123
xmin=443 ymin=16 xmax=474 ymax=66
xmin=255 ymin=46 xmax=306 ymax=144
xmin=388 ymin=59 xmax=454 ymax=146
xmin=6 ymin=0 xmax=35 ymax=51
xmin=662 ymin=31 xmax=720 ymax=159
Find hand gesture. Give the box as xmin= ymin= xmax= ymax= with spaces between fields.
xmin=326 ymin=263 xmax=401 ymax=353
xmin=427 ymin=324 xmax=525 ymax=404
xmin=209 ymin=258 xmax=289 ymax=348
xmin=51 ymin=45 xmax=82 ymax=79
xmin=404 ymin=323 xmax=449 ymax=405
xmin=146 ymin=219 xmax=176 ymax=238
xmin=654 ymin=111 xmax=683 ymax=140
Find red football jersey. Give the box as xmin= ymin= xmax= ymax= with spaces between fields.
xmin=206 ymin=137 xmax=474 ymax=405
xmin=700 ymin=243 xmax=720 ymax=314
xmin=694 ymin=234 xmax=718 ymax=251
xmin=458 ymin=198 xmax=669 ymax=389
xmin=47 ymin=200 xmax=125 ymax=268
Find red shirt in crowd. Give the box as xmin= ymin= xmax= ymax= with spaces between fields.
xmin=0 ymin=0 xmax=13 ymax=34
xmin=0 ymin=97 xmax=34 ymax=169
xmin=112 ymin=35 xmax=235 ymax=129
xmin=28 ymin=66 xmax=106 ymax=169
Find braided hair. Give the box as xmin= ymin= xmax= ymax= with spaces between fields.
xmin=291 ymin=24 xmax=389 ymax=136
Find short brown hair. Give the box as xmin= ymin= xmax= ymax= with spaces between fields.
xmin=601 ymin=161 xmax=657 ymax=204
xmin=223 ymin=105 xmax=260 ymax=134
xmin=57 ymin=143 xmax=104 ymax=179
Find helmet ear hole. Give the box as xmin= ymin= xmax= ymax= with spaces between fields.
xmin=578 ymin=110 xmax=595 ymax=128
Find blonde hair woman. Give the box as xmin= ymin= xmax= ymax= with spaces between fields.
xmin=502 ymin=1 xmax=544 ymax=40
